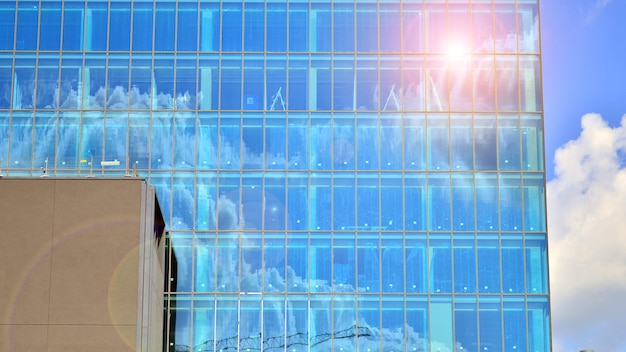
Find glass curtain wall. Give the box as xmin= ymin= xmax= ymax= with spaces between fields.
xmin=0 ymin=0 xmax=550 ymax=351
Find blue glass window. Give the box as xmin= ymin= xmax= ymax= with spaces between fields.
xmin=311 ymin=3 xmax=331 ymax=52
xmin=452 ymin=173 xmax=475 ymax=231
xmin=192 ymin=295 xmax=215 ymax=346
xmin=478 ymin=236 xmax=501 ymax=293
xmin=381 ymin=173 xmax=403 ymax=230
xmin=334 ymin=173 xmax=355 ymax=229
xmin=200 ymin=3 xmax=220 ymax=52
xmin=382 ymin=296 xmax=404 ymax=349
xmin=310 ymin=234 xmax=331 ymax=292
xmin=406 ymin=297 xmax=428 ymax=350
xmin=500 ymin=173 xmax=523 ymax=231
xmin=267 ymin=3 xmax=286 ymax=52
xmin=109 ymin=2 xmax=131 ymax=51
xmin=526 ymin=234 xmax=548 ymax=293
xmin=428 ymin=173 xmax=451 ymax=231
xmin=244 ymin=3 xmax=264 ymax=52
xmin=475 ymin=114 xmax=497 ymax=170
xmin=16 ymin=2 xmax=38 ymax=50
xmin=194 ymin=233 xmax=216 ymax=292
xmin=62 ymin=2 xmax=83 ymax=51
xmin=504 ymin=297 xmax=527 ymax=351
xmin=287 ymin=56 xmax=308 ymax=110
xmin=480 ymin=297 xmax=503 ymax=351
xmin=287 ymin=173 xmax=308 ymax=230
xmin=430 ymin=235 xmax=452 ymax=293
xmin=524 ymin=173 xmax=547 ymax=232
xmin=287 ymin=233 xmax=308 ymax=287
xmin=356 ymin=4 xmax=377 ymax=53
xmin=356 ymin=113 xmax=379 ymax=170
xmin=455 ymin=297 xmax=478 ymax=351
xmin=178 ymin=3 xmax=198 ymax=52
xmin=454 ymin=235 xmax=476 ymax=293
xmin=289 ymin=4 xmax=308 ymax=52
xmin=86 ymin=1 xmax=108 ymax=51
xmin=528 ymin=297 xmax=551 ymax=352
xmin=169 ymin=295 xmax=192 ymax=347
xmin=40 ymin=2 xmax=62 ymax=51
xmin=358 ymin=295 xmax=380 ymax=349
xmin=382 ymin=236 xmax=403 ymax=292
xmin=132 ymin=2 xmax=153 ymax=51
xmin=380 ymin=4 xmax=401 ymax=52
xmin=222 ymin=3 xmax=242 ymax=52
xmin=380 ymin=114 xmax=402 ymax=170
xmin=450 ymin=114 xmax=473 ymax=170
xmin=405 ymin=173 xmax=426 ymax=230
xmin=502 ymin=236 xmax=525 ymax=293
xmin=0 ymin=3 xmax=15 ymax=50
xmin=220 ymin=56 xmax=242 ymax=110
xmin=522 ymin=114 xmax=544 ymax=171
xmin=155 ymin=2 xmax=175 ymax=51
xmin=310 ymin=173 xmax=331 ymax=230
xmin=406 ymin=235 xmax=427 ymax=292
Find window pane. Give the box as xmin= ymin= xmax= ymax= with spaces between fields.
xmin=333 ymin=4 xmax=354 ymax=52
xmin=109 ymin=3 xmax=131 ymax=51
xmin=382 ymin=236 xmax=403 ymax=292
xmin=289 ymin=4 xmax=308 ymax=52
xmin=452 ymin=173 xmax=475 ymax=231
xmin=86 ymin=2 xmax=108 ymax=51
xmin=402 ymin=3 xmax=423 ymax=52
xmin=16 ymin=2 xmax=38 ymax=50
xmin=178 ymin=3 xmax=198 ymax=51
xmin=267 ymin=3 xmax=286 ymax=52
xmin=380 ymin=4 xmax=401 ymax=52
xmin=455 ymin=297 xmax=478 ymax=351
xmin=454 ymin=235 xmax=476 ymax=293
xmin=244 ymin=3 xmax=263 ymax=52
xmin=132 ymin=2 xmax=153 ymax=51
xmin=478 ymin=236 xmax=500 ymax=293
xmin=356 ymin=5 xmax=377 ymax=52
xmin=502 ymin=236 xmax=525 ymax=293
xmin=222 ymin=3 xmax=242 ymax=52
xmin=155 ymin=2 xmax=175 ymax=51
xmin=0 ymin=3 xmax=15 ymax=50
xmin=430 ymin=235 xmax=452 ymax=293
xmin=406 ymin=235 xmax=427 ymax=292
xmin=40 ymin=2 xmax=62 ymax=50
xmin=381 ymin=173 xmax=402 ymax=230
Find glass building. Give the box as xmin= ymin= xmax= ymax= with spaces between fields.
xmin=0 ymin=0 xmax=550 ymax=351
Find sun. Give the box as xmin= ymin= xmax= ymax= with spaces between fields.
xmin=446 ymin=42 xmax=470 ymax=62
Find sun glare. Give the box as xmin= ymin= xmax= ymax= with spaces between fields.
xmin=446 ymin=43 xmax=470 ymax=62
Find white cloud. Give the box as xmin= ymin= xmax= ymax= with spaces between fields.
xmin=548 ymin=113 xmax=626 ymax=352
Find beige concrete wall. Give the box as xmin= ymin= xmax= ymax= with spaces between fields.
xmin=0 ymin=178 xmax=163 ymax=352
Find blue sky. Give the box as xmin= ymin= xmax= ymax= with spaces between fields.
xmin=541 ymin=1 xmax=626 ymax=351
xmin=542 ymin=0 xmax=626 ymax=180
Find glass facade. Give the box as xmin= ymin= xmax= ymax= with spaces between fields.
xmin=0 ymin=0 xmax=550 ymax=351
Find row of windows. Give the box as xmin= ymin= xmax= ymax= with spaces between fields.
xmin=0 ymin=112 xmax=544 ymax=172
xmin=150 ymin=172 xmax=547 ymax=232
xmin=0 ymin=2 xmax=539 ymax=54
xmin=0 ymin=53 xmax=542 ymax=112
xmin=167 ymin=232 xmax=548 ymax=294
xmin=165 ymin=293 xmax=550 ymax=352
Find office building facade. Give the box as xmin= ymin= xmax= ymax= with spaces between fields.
xmin=0 ymin=0 xmax=550 ymax=351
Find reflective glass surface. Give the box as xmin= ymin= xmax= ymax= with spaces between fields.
xmin=0 ymin=1 xmax=550 ymax=351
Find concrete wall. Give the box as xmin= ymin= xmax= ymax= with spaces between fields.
xmin=0 ymin=178 xmax=164 ymax=352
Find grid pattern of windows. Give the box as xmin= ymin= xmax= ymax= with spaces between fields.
xmin=0 ymin=1 xmax=550 ymax=351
